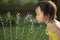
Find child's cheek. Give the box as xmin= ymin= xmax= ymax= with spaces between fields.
xmin=36 ymin=16 xmax=43 ymax=23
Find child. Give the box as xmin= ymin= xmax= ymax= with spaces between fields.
xmin=35 ymin=1 xmax=60 ymax=40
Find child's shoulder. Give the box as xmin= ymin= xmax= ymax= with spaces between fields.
xmin=54 ymin=19 xmax=60 ymax=29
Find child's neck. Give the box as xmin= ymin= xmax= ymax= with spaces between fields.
xmin=46 ymin=21 xmax=55 ymax=33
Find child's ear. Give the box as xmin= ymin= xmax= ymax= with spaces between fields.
xmin=44 ymin=15 xmax=49 ymax=19
xmin=43 ymin=15 xmax=49 ymax=21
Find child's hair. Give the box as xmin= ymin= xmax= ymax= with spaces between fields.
xmin=35 ymin=1 xmax=57 ymax=22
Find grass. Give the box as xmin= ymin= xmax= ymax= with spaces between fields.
xmin=0 ymin=14 xmax=48 ymax=40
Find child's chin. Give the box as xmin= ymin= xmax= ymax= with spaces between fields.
xmin=37 ymin=21 xmax=42 ymax=23
xmin=37 ymin=21 xmax=44 ymax=24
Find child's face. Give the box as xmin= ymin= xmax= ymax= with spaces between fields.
xmin=35 ymin=6 xmax=44 ymax=23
